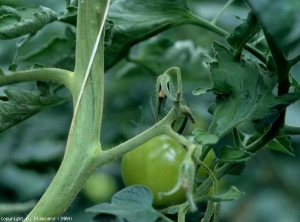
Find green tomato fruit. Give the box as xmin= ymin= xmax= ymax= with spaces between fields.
xmin=83 ymin=172 xmax=118 ymax=203
xmin=121 ymin=135 xmax=187 ymax=207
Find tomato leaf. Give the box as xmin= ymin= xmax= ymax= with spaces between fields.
xmin=202 ymin=186 xmax=245 ymax=202
xmin=0 ymin=83 xmax=70 ymax=132
xmin=218 ymin=146 xmax=253 ymax=163
xmin=106 ymin=0 xmax=192 ymax=70
xmin=59 ymin=6 xmax=77 ymax=26
xmin=0 ymin=6 xmax=57 ymax=39
xmin=8 ymin=64 xmax=18 ymax=72
xmin=18 ymin=27 xmax=76 ymax=70
xmin=0 ymin=6 xmax=21 ymax=27
xmin=226 ymin=11 xmax=261 ymax=58
xmin=207 ymin=42 xmax=300 ymax=136
xmin=193 ymin=129 xmax=219 ymax=146
xmin=246 ymin=0 xmax=300 ymax=52
xmin=267 ymin=136 xmax=294 ymax=156
xmin=85 ymin=185 xmax=160 ymax=222
xmin=243 ymin=130 xmax=294 ymax=156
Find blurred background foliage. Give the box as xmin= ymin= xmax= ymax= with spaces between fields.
xmin=0 ymin=0 xmax=300 ymax=221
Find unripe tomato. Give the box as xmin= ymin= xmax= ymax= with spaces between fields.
xmin=83 ymin=172 xmax=118 ymax=203
xmin=121 ymin=135 xmax=186 ymax=207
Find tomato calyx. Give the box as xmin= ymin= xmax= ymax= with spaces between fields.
xmin=159 ymin=158 xmax=197 ymax=212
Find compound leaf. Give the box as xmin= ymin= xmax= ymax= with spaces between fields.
xmin=227 ymin=11 xmax=261 ymax=58
xmin=86 ymin=185 xmax=159 ymax=222
xmin=267 ymin=136 xmax=294 ymax=156
xmin=59 ymin=6 xmax=77 ymax=26
xmin=202 ymin=186 xmax=245 ymax=202
xmin=106 ymin=0 xmax=191 ymax=70
xmin=193 ymin=129 xmax=219 ymax=146
xmin=0 ymin=82 xmax=69 ymax=132
xmin=218 ymin=146 xmax=253 ymax=163
xmin=0 ymin=6 xmax=57 ymax=39
xmin=18 ymin=27 xmax=76 ymax=71
xmin=207 ymin=42 xmax=300 ymax=136
xmin=246 ymin=0 xmax=300 ymax=52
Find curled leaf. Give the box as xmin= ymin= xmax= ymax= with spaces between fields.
xmin=0 ymin=6 xmax=57 ymax=39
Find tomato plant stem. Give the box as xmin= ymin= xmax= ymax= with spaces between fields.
xmin=232 ymin=128 xmax=245 ymax=148
xmin=97 ymin=108 xmax=178 ymax=167
xmin=288 ymin=53 xmax=300 ymax=68
xmin=282 ymin=125 xmax=300 ymax=136
xmin=25 ymin=1 xmax=108 ymax=220
xmin=187 ymin=13 xmax=267 ymax=64
xmin=0 ymin=68 xmax=74 ymax=92
xmin=246 ymin=0 xmax=291 ymax=130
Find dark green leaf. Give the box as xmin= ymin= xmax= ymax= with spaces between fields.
xmin=0 ymin=83 xmax=70 ymax=132
xmin=8 ymin=63 xmax=18 ymax=72
xmin=0 ymin=6 xmax=57 ymax=39
xmin=218 ymin=146 xmax=252 ymax=163
xmin=0 ymin=6 xmax=21 ymax=27
xmin=202 ymin=186 xmax=245 ymax=202
xmin=0 ymin=6 xmax=21 ymax=19
xmin=0 ymin=14 xmax=21 ymax=27
xmin=227 ymin=12 xmax=261 ymax=58
xmin=192 ymin=129 xmax=219 ymax=146
xmin=106 ymin=0 xmax=192 ymax=70
xmin=267 ymin=136 xmax=294 ymax=156
xmin=245 ymin=130 xmax=294 ymax=155
xmin=18 ymin=27 xmax=76 ymax=70
xmin=86 ymin=185 xmax=159 ymax=222
xmin=246 ymin=0 xmax=300 ymax=52
xmin=207 ymin=42 xmax=300 ymax=136
xmin=59 ymin=6 xmax=77 ymax=26
xmin=104 ymin=19 xmax=115 ymax=47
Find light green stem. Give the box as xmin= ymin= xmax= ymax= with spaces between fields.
xmin=0 ymin=68 xmax=74 ymax=92
xmin=281 ymin=125 xmax=300 ymax=136
xmin=24 ymin=0 xmax=108 ymax=220
xmin=97 ymin=108 xmax=180 ymax=166
xmin=187 ymin=12 xmax=267 ymax=64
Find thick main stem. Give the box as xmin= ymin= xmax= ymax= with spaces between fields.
xmin=25 ymin=1 xmax=107 ymax=220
